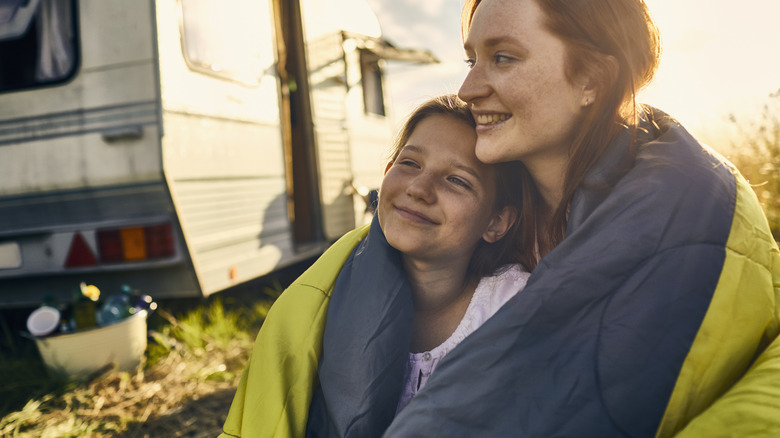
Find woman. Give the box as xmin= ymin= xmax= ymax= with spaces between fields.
xmin=383 ymin=0 xmax=780 ymax=437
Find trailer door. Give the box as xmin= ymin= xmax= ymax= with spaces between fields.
xmin=271 ymin=0 xmax=324 ymax=247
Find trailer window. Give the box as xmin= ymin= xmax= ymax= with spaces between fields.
xmin=179 ymin=0 xmax=264 ymax=86
xmin=0 ymin=0 xmax=78 ymax=93
xmin=360 ymin=51 xmax=385 ymax=116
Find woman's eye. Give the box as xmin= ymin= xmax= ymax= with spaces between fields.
xmin=464 ymin=57 xmax=475 ymax=69
xmin=494 ymin=53 xmax=512 ymax=64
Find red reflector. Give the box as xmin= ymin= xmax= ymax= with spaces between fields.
xmin=65 ymin=232 xmax=98 ymax=268
xmin=97 ymin=229 xmax=123 ymax=263
xmin=145 ymin=223 xmax=175 ymax=259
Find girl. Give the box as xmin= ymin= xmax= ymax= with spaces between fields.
xmin=220 ymin=95 xmax=531 ymax=437
xmin=384 ymin=1 xmax=780 ymax=437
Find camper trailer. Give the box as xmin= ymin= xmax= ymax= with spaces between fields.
xmin=0 ymin=0 xmax=436 ymax=307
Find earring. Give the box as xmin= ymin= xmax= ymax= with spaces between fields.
xmin=582 ymin=85 xmax=591 ymax=107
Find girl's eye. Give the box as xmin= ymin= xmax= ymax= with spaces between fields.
xmin=448 ymin=176 xmax=472 ymax=189
xmin=398 ymin=159 xmax=419 ymax=168
xmin=464 ymin=57 xmax=475 ymax=69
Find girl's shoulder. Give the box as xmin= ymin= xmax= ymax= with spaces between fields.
xmin=477 ymin=264 xmax=530 ymax=307
xmin=469 ymin=264 xmax=530 ymax=325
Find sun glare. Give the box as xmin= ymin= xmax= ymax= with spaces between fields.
xmin=639 ymin=0 xmax=780 ymax=144
xmin=370 ymin=0 xmax=780 ymax=149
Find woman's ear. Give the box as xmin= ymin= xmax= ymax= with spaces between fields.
xmin=482 ymin=206 xmax=518 ymax=243
xmin=581 ymin=86 xmax=596 ymax=107
xmin=581 ymin=54 xmax=618 ymax=107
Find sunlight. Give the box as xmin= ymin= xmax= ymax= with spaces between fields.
xmin=639 ymin=0 xmax=780 ymax=143
xmin=368 ymin=0 xmax=780 ymax=147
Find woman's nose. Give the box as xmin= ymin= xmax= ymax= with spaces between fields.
xmin=458 ymin=64 xmax=489 ymax=103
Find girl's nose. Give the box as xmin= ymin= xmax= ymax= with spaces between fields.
xmin=406 ymin=173 xmax=436 ymax=203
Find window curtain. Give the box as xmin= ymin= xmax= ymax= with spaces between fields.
xmin=35 ymin=0 xmax=74 ymax=81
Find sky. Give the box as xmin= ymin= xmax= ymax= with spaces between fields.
xmin=365 ymin=0 xmax=780 ymax=148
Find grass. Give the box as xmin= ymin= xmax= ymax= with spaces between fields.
xmin=0 ymin=277 xmax=287 ymax=437
xmin=726 ymin=91 xmax=780 ymax=241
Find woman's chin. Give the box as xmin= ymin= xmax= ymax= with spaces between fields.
xmin=475 ymin=141 xmax=512 ymax=164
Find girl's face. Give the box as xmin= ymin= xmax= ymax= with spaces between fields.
xmin=458 ymin=0 xmax=589 ymax=169
xmin=378 ymin=115 xmax=507 ymax=267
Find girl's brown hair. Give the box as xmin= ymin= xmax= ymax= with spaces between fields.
xmin=462 ymin=0 xmax=661 ymax=261
xmin=386 ymin=94 xmax=534 ymax=275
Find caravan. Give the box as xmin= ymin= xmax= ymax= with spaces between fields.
xmin=0 ymin=0 xmax=436 ymax=306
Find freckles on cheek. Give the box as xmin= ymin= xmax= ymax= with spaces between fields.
xmin=503 ymin=78 xmax=537 ymax=119
xmin=512 ymin=94 xmax=533 ymax=120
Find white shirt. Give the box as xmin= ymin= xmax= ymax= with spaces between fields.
xmin=395 ymin=264 xmax=530 ymax=414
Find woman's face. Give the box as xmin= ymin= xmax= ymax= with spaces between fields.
xmin=378 ymin=115 xmax=501 ymax=267
xmin=458 ymin=0 xmax=588 ymax=168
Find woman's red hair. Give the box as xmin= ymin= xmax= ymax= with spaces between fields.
xmin=462 ymin=0 xmax=661 ymax=262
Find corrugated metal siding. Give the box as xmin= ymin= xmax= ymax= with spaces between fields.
xmin=311 ymin=88 xmax=355 ymax=240
xmin=308 ymin=34 xmax=356 ymax=240
xmin=161 ymin=108 xmax=298 ymax=295
xmin=172 ymin=176 xmax=294 ymax=294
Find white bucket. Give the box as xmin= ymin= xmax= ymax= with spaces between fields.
xmin=34 ymin=310 xmax=148 ymax=378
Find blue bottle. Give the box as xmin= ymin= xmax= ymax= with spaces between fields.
xmin=96 ymin=285 xmax=133 ymax=326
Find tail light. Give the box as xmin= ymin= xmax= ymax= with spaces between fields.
xmin=120 ymin=227 xmax=146 ymax=261
xmin=96 ymin=229 xmax=122 ymax=263
xmin=95 ymin=223 xmax=175 ymax=265
xmin=144 ymin=224 xmax=175 ymax=259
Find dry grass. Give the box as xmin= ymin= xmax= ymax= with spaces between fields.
xmin=1 ymin=341 xmax=242 ymax=437
xmin=0 ymin=284 xmax=281 ymax=437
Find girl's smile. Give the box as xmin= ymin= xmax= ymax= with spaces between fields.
xmin=378 ymin=114 xmax=503 ymax=267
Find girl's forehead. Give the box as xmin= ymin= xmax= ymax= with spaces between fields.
xmin=407 ymin=115 xmax=475 ymax=145
xmin=405 ymin=121 xmax=494 ymax=178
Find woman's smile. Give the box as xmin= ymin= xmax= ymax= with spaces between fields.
xmin=474 ymin=113 xmax=511 ymax=125
xmin=458 ymin=0 xmax=586 ymax=167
